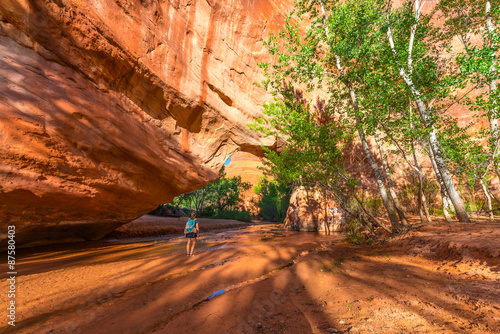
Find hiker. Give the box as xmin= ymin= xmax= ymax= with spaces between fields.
xmin=185 ymin=212 xmax=199 ymax=257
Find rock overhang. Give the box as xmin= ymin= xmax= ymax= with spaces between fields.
xmin=0 ymin=0 xmax=293 ymax=248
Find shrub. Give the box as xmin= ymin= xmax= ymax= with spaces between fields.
xmin=254 ymin=179 xmax=291 ymax=222
xmin=345 ymin=218 xmax=365 ymax=245
xmin=210 ymin=210 xmax=252 ymax=222
xmin=399 ymin=172 xmax=439 ymax=215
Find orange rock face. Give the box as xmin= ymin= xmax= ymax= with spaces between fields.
xmin=284 ymin=187 xmax=344 ymax=232
xmin=225 ymin=151 xmax=266 ymax=214
xmin=0 ymin=0 xmax=293 ymax=247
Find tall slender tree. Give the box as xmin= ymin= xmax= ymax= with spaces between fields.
xmin=384 ymin=0 xmax=471 ymax=222
xmin=261 ymin=0 xmax=407 ymax=231
xmin=437 ymin=0 xmax=500 ymax=203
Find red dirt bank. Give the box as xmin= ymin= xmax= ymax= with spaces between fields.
xmin=0 ymin=218 xmax=498 ymax=333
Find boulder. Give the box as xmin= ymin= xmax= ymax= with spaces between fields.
xmin=284 ymin=187 xmax=344 ymax=232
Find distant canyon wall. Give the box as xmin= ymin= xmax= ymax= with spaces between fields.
xmin=225 ymin=151 xmax=265 ymax=215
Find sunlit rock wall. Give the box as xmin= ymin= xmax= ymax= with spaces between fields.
xmin=225 ymin=151 xmax=266 ymax=215
xmin=0 ymin=0 xmax=293 ymax=247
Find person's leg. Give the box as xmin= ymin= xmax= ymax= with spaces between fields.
xmin=190 ymin=237 xmax=197 ymax=255
xmin=186 ymin=238 xmax=191 ymax=255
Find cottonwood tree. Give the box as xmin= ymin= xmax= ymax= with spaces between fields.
xmin=436 ymin=0 xmax=500 ymax=219
xmin=258 ymin=0 xmax=482 ymax=227
xmin=384 ymin=0 xmax=471 ymax=222
xmin=250 ymin=89 xmax=392 ymax=233
xmin=260 ymin=0 xmax=410 ymax=231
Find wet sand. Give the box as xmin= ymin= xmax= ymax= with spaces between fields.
xmin=0 ymin=219 xmax=499 ymax=333
xmin=105 ymin=215 xmax=251 ymax=239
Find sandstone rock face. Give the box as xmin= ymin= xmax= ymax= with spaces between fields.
xmin=284 ymin=187 xmax=344 ymax=232
xmin=0 ymin=0 xmax=293 ymax=247
xmin=225 ymin=151 xmax=266 ymax=215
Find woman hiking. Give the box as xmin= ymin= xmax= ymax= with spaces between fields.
xmin=185 ymin=212 xmax=199 ymax=257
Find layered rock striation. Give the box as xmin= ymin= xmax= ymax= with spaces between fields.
xmin=0 ymin=0 xmax=292 ymax=247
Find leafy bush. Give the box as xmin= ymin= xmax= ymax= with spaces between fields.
xmin=464 ymin=197 xmax=488 ymax=215
xmin=362 ymin=196 xmax=384 ymax=216
xmin=210 ymin=210 xmax=252 ymax=222
xmin=399 ymin=172 xmax=439 ymax=214
xmin=345 ymin=218 xmax=365 ymax=245
xmin=253 ymin=178 xmax=291 ymax=222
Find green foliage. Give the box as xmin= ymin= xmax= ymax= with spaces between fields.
xmin=399 ymin=172 xmax=440 ymax=214
xmin=439 ymin=119 xmax=490 ymax=187
xmin=171 ymin=166 xmax=251 ymax=217
xmin=360 ymin=196 xmax=384 ymax=217
xmin=465 ymin=198 xmax=486 ymax=214
xmin=250 ymin=90 xmax=350 ymax=188
xmin=345 ymin=218 xmax=365 ymax=245
xmin=253 ymin=0 xmax=500 ymax=227
xmin=253 ymin=178 xmax=291 ymax=222
xmin=253 ymin=0 xmax=402 ymax=230
xmin=210 ymin=210 xmax=252 ymax=223
xmin=437 ymin=0 xmax=500 ymax=180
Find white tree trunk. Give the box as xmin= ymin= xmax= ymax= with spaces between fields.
xmin=442 ymin=192 xmax=454 ymax=222
xmin=374 ymin=131 xmax=408 ymax=225
xmin=318 ymin=0 xmax=401 ymax=232
xmin=412 ymin=149 xmax=431 ymax=223
xmin=354 ymin=112 xmax=401 ymax=231
xmin=485 ymin=1 xmax=500 ymax=181
xmin=480 ymin=178 xmax=494 ymax=220
xmin=427 ymin=141 xmax=454 ymax=222
xmin=386 ymin=14 xmax=470 ymax=222
xmin=486 ymin=0 xmax=498 ymax=138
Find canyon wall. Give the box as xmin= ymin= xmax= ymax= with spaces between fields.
xmin=0 ymin=0 xmax=292 ymax=247
xmin=225 ymin=151 xmax=266 ymax=215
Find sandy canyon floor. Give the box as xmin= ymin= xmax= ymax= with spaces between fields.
xmin=1 ymin=217 xmax=499 ymax=333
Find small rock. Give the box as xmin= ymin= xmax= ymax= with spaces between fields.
xmin=327 ymin=328 xmax=338 ymax=333
xmin=339 ymin=320 xmax=345 ymax=324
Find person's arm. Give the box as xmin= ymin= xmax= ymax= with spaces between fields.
xmin=195 ymin=221 xmax=199 ymax=233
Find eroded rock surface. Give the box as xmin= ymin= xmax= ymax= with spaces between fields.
xmin=0 ymin=0 xmax=292 ymax=247
xmin=284 ymin=186 xmax=344 ymax=232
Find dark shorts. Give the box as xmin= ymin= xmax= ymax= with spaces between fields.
xmin=185 ymin=233 xmax=198 ymax=238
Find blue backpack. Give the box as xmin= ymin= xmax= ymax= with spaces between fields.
xmin=185 ymin=218 xmax=198 ymax=233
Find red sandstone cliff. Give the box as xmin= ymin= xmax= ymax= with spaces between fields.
xmin=0 ymin=0 xmax=293 ymax=247
xmin=225 ymin=151 xmax=266 ymax=214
